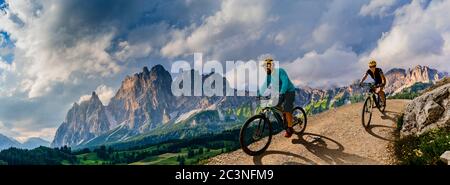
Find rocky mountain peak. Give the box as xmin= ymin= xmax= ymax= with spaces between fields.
xmin=52 ymin=90 xmax=110 ymax=147
xmin=385 ymin=68 xmax=406 ymax=76
xmin=405 ymin=65 xmax=442 ymax=86
xmin=149 ymin=64 xmax=166 ymax=75
xmin=143 ymin=66 xmax=150 ymax=74
xmin=90 ymin=91 xmax=100 ymax=102
xmin=149 ymin=65 xmax=172 ymax=86
xmin=104 ymin=64 xmax=174 ymax=133
xmin=385 ymin=65 xmax=446 ymax=94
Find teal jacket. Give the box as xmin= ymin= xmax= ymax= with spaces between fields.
xmin=259 ymin=68 xmax=296 ymax=95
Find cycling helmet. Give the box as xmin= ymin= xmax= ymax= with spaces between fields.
xmin=263 ymin=57 xmax=274 ymax=67
xmin=369 ymin=60 xmax=377 ymax=67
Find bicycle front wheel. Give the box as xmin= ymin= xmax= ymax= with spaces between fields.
xmin=378 ymin=98 xmax=386 ymax=113
xmin=292 ymin=107 xmax=307 ymax=134
xmin=239 ymin=114 xmax=272 ymax=156
xmin=362 ymin=97 xmax=373 ymax=128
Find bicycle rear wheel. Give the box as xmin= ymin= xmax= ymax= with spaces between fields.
xmin=362 ymin=97 xmax=373 ymax=128
xmin=239 ymin=115 xmax=272 ymax=156
xmin=292 ymin=107 xmax=307 ymax=134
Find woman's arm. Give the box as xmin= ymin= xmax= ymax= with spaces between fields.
xmin=360 ymin=73 xmax=368 ymax=85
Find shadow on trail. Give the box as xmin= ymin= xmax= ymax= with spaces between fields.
xmin=290 ymin=133 xmax=380 ymax=165
xmin=364 ymin=125 xmax=397 ymax=142
xmin=380 ymin=110 xmax=402 ymax=123
xmin=252 ymin=150 xmax=317 ymax=165
xmin=365 ymin=109 xmax=401 ymax=142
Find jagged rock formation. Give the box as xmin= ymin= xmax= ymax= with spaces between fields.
xmin=52 ymin=92 xmax=112 ymax=146
xmin=385 ymin=65 xmax=446 ymax=94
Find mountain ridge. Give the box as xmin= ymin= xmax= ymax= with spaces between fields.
xmin=0 ymin=134 xmax=50 ymax=150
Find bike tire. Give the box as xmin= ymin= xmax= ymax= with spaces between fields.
xmin=292 ymin=107 xmax=307 ymax=135
xmin=240 ymin=114 xmax=272 ymax=156
xmin=362 ymin=97 xmax=373 ymax=128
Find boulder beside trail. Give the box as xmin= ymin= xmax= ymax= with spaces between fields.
xmin=401 ymin=83 xmax=450 ymax=138
xmin=440 ymin=151 xmax=450 ymax=165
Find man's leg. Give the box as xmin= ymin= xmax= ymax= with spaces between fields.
xmin=282 ymin=92 xmax=295 ymax=138
xmin=284 ymin=112 xmax=293 ymax=128
xmin=283 ymin=112 xmax=293 ymax=138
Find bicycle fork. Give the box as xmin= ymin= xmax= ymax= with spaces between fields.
xmin=255 ymin=117 xmax=265 ymax=138
xmin=372 ymin=94 xmax=381 ymax=108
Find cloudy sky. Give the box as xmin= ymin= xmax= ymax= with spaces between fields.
xmin=0 ymin=0 xmax=449 ymax=142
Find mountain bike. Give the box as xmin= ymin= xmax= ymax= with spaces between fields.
xmin=239 ymin=96 xmax=307 ymax=156
xmin=361 ymin=83 xmax=386 ymax=128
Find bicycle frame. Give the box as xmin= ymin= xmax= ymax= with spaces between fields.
xmin=258 ymin=99 xmax=287 ymax=130
xmin=253 ymin=97 xmax=304 ymax=136
xmin=362 ymin=83 xmax=381 ymax=108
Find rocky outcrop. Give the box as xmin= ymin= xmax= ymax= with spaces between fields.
xmin=401 ymin=83 xmax=450 ymax=138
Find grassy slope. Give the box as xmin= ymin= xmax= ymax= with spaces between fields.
xmin=73 ymin=128 xmax=241 ymax=165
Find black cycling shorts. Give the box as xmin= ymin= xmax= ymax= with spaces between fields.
xmin=277 ymin=91 xmax=295 ymax=112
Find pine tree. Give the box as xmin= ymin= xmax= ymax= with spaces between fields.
xmin=179 ymin=156 xmax=185 ymax=165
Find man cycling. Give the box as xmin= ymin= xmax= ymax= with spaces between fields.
xmin=359 ymin=60 xmax=387 ymax=107
xmin=258 ymin=57 xmax=296 ymax=138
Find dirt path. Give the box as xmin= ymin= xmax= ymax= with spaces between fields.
xmin=207 ymin=100 xmax=409 ymax=165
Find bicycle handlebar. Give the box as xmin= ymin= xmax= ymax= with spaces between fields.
xmin=360 ymin=82 xmax=373 ymax=87
xmin=256 ymin=96 xmax=271 ymax=100
xmin=360 ymin=82 xmax=382 ymax=88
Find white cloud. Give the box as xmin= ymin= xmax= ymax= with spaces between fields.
xmin=0 ymin=34 xmax=4 ymax=46
xmin=96 ymin=85 xmax=115 ymax=105
xmin=360 ymin=0 xmax=399 ymax=17
xmin=11 ymin=127 xmax=55 ymax=143
xmin=0 ymin=120 xmax=15 ymax=138
xmin=0 ymin=0 xmax=122 ymax=98
xmin=0 ymin=57 xmax=14 ymax=71
xmin=78 ymin=84 xmax=115 ymax=105
xmin=114 ymin=41 xmax=152 ymax=62
xmin=312 ymin=23 xmax=333 ymax=45
xmin=284 ymin=45 xmax=361 ymax=88
xmin=77 ymin=94 xmax=91 ymax=104
xmin=366 ymin=0 xmax=450 ymax=70
xmin=112 ymin=22 xmax=174 ymax=62
xmin=161 ymin=0 xmax=270 ymax=59
xmin=224 ymin=59 xmax=265 ymax=93
xmin=0 ymin=58 xmax=16 ymax=96
xmin=0 ymin=119 xmax=55 ymax=142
